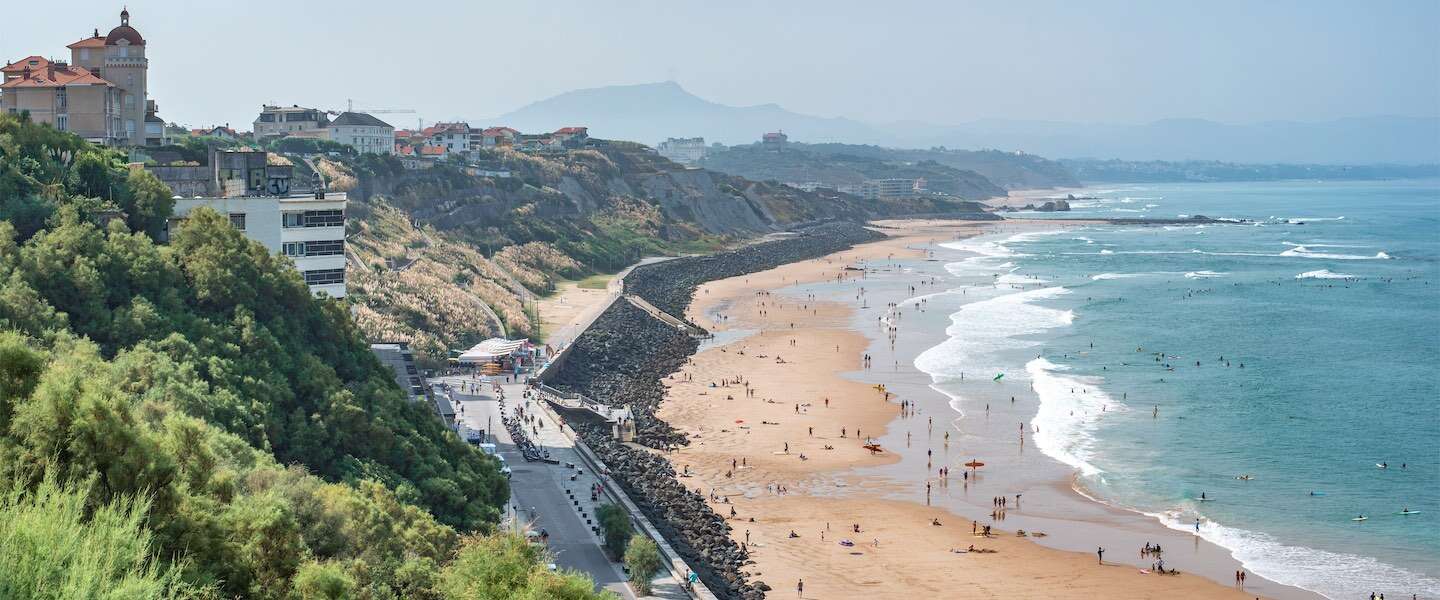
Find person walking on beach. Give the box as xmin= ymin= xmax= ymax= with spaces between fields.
xmin=796 ymin=578 xmax=803 ymax=598
xmin=1097 ymin=547 xmax=1105 ymax=564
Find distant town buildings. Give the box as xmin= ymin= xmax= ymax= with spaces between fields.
xmin=477 ymin=127 xmax=519 ymax=148
xmin=329 ymin=111 xmax=395 ymax=155
xmin=762 ymin=130 xmax=788 ymax=151
xmin=2 ymin=8 xmax=157 ymax=146
xmin=253 ymin=105 xmax=330 ymax=138
xmin=657 ymin=137 xmax=707 ymax=165
xmin=395 ymin=124 xmax=588 ymax=158
xmin=190 ymin=125 xmax=239 ymax=140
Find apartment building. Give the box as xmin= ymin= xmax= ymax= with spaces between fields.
xmin=854 ymin=178 xmax=924 ymax=200
xmin=2 ymin=8 xmax=155 ymax=146
xmin=329 ymin=111 xmax=394 ymax=155
xmin=253 ymin=105 xmax=330 ymax=138
xmin=657 ymin=136 xmax=707 ymax=165
xmin=160 ymin=166 xmax=349 ymax=298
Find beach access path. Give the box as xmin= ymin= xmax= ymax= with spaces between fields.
xmin=654 ymin=219 xmax=1267 ymax=599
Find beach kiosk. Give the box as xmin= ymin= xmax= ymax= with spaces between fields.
xmin=456 ymin=338 xmax=537 ymax=375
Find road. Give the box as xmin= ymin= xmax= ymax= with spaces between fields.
xmin=439 ymin=376 xmax=686 ymax=599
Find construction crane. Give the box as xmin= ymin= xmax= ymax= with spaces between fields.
xmin=329 ymin=99 xmax=417 ymax=116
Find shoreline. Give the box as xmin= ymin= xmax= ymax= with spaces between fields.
xmin=655 ymin=218 xmax=1310 ymax=599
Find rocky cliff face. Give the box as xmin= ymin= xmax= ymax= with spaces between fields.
xmin=339 ymin=144 xmax=994 ymax=362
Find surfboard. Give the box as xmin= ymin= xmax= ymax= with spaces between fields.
xmin=1397 ymin=510 xmax=1422 ymax=515
xmin=1309 ymin=491 xmax=1326 ymax=497
xmin=1352 ymin=516 xmax=1368 ymax=521
xmin=1195 ymin=497 xmax=1213 ymax=502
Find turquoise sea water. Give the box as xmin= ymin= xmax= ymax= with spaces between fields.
xmin=919 ymin=180 xmax=1440 ymax=598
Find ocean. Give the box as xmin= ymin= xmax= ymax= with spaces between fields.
xmin=914 ymin=179 xmax=1440 ymax=598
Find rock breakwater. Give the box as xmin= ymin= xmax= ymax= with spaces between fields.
xmin=548 ymin=221 xmax=883 ymax=598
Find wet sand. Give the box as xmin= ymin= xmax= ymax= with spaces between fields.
xmin=654 ymin=219 xmax=1301 ymax=599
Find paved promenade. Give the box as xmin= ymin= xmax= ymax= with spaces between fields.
xmin=437 ymin=375 xmax=687 ymax=599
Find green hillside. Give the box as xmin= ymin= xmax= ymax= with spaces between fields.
xmin=0 ymin=113 xmax=610 ymax=599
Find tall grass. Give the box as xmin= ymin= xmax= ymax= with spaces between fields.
xmin=0 ymin=473 xmax=192 ymax=600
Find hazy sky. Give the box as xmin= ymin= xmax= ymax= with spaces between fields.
xmin=7 ymin=0 xmax=1437 ymax=130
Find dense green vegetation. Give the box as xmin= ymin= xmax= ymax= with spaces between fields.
xmin=0 ymin=113 xmax=608 ymax=597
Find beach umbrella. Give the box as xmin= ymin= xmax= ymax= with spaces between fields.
xmin=965 ymin=460 xmax=985 ymax=469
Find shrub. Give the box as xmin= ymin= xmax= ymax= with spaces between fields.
xmin=623 ymin=537 xmax=662 ymax=596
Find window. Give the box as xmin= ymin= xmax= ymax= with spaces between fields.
xmin=303 ymin=239 xmax=344 ymax=256
xmin=303 ymin=269 xmax=345 ymax=286
xmin=282 ymin=242 xmax=303 ymax=257
xmin=303 ymin=209 xmax=343 ymax=228
xmin=56 ymin=87 xmax=67 ymax=110
xmin=56 ymin=115 xmax=68 ymax=131
xmin=79 ymin=49 xmax=89 ymax=61
xmin=228 ymin=213 xmax=246 ymax=231
xmin=125 ymin=119 xmax=135 ymax=137
xmin=282 ymin=212 xmax=304 ymax=228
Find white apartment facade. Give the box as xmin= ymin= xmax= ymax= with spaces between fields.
xmin=169 ymin=191 xmax=348 ymax=297
xmin=656 ymin=136 xmax=707 ymax=165
xmin=329 ymin=111 xmax=394 ymax=155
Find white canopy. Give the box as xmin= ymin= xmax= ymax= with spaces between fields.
xmin=458 ymin=338 xmax=527 ymax=363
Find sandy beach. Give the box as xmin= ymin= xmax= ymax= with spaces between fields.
xmin=649 ymin=219 xmax=1284 ymax=599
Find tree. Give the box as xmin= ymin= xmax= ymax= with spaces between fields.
xmin=595 ymin=503 xmax=632 ymax=558
xmin=623 ymin=537 xmax=662 ymax=597
xmin=123 ymin=168 xmax=175 ymax=239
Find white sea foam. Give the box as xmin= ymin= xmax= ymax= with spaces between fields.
xmin=1027 ymin=358 xmax=1125 ymax=477
xmin=1281 ymin=246 xmax=1391 ymax=260
xmin=914 ymin=286 xmax=1074 ymax=379
xmin=1184 ymin=270 xmax=1227 ymax=279
xmin=1295 ymin=269 xmax=1355 ymax=280
xmin=1090 ymin=273 xmax=1146 ymax=281
xmin=1152 ymin=511 xmax=1440 ymax=599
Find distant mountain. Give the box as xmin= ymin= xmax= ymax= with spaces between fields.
xmin=492 ymin=81 xmax=877 ymax=148
xmin=488 ymin=82 xmax=1439 ymax=165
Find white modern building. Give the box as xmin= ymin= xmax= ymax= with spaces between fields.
xmin=168 ymin=188 xmax=348 ymax=297
xmin=656 ymin=137 xmax=707 ymax=165
xmin=855 ymin=178 xmax=924 ymax=200
xmin=329 ymin=111 xmax=394 ymax=155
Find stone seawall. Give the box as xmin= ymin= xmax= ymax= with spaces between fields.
xmin=623 ymin=222 xmax=886 ymax=317
xmin=546 ymin=222 xmax=884 ymax=599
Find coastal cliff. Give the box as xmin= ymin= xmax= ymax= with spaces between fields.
xmin=337 ymin=144 xmax=989 ymax=363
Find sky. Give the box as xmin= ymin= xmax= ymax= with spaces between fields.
xmin=6 ymin=0 xmax=1437 ymax=131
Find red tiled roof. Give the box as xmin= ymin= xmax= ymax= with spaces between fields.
xmin=555 ymin=126 xmax=587 ymax=135
xmin=0 ymin=64 xmax=111 ymax=89
xmin=67 ymin=36 xmax=106 ymax=49
xmin=2 ymin=56 xmax=51 ymax=74
xmin=420 ymin=145 xmax=445 ymax=156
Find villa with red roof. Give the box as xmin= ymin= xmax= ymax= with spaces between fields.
xmin=2 ymin=8 xmax=158 ymax=146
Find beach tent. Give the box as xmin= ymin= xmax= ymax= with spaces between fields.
xmin=457 ymin=338 xmax=527 ymax=364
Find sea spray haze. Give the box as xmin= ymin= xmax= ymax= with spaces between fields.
xmin=918 ymin=179 xmax=1440 ymax=599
